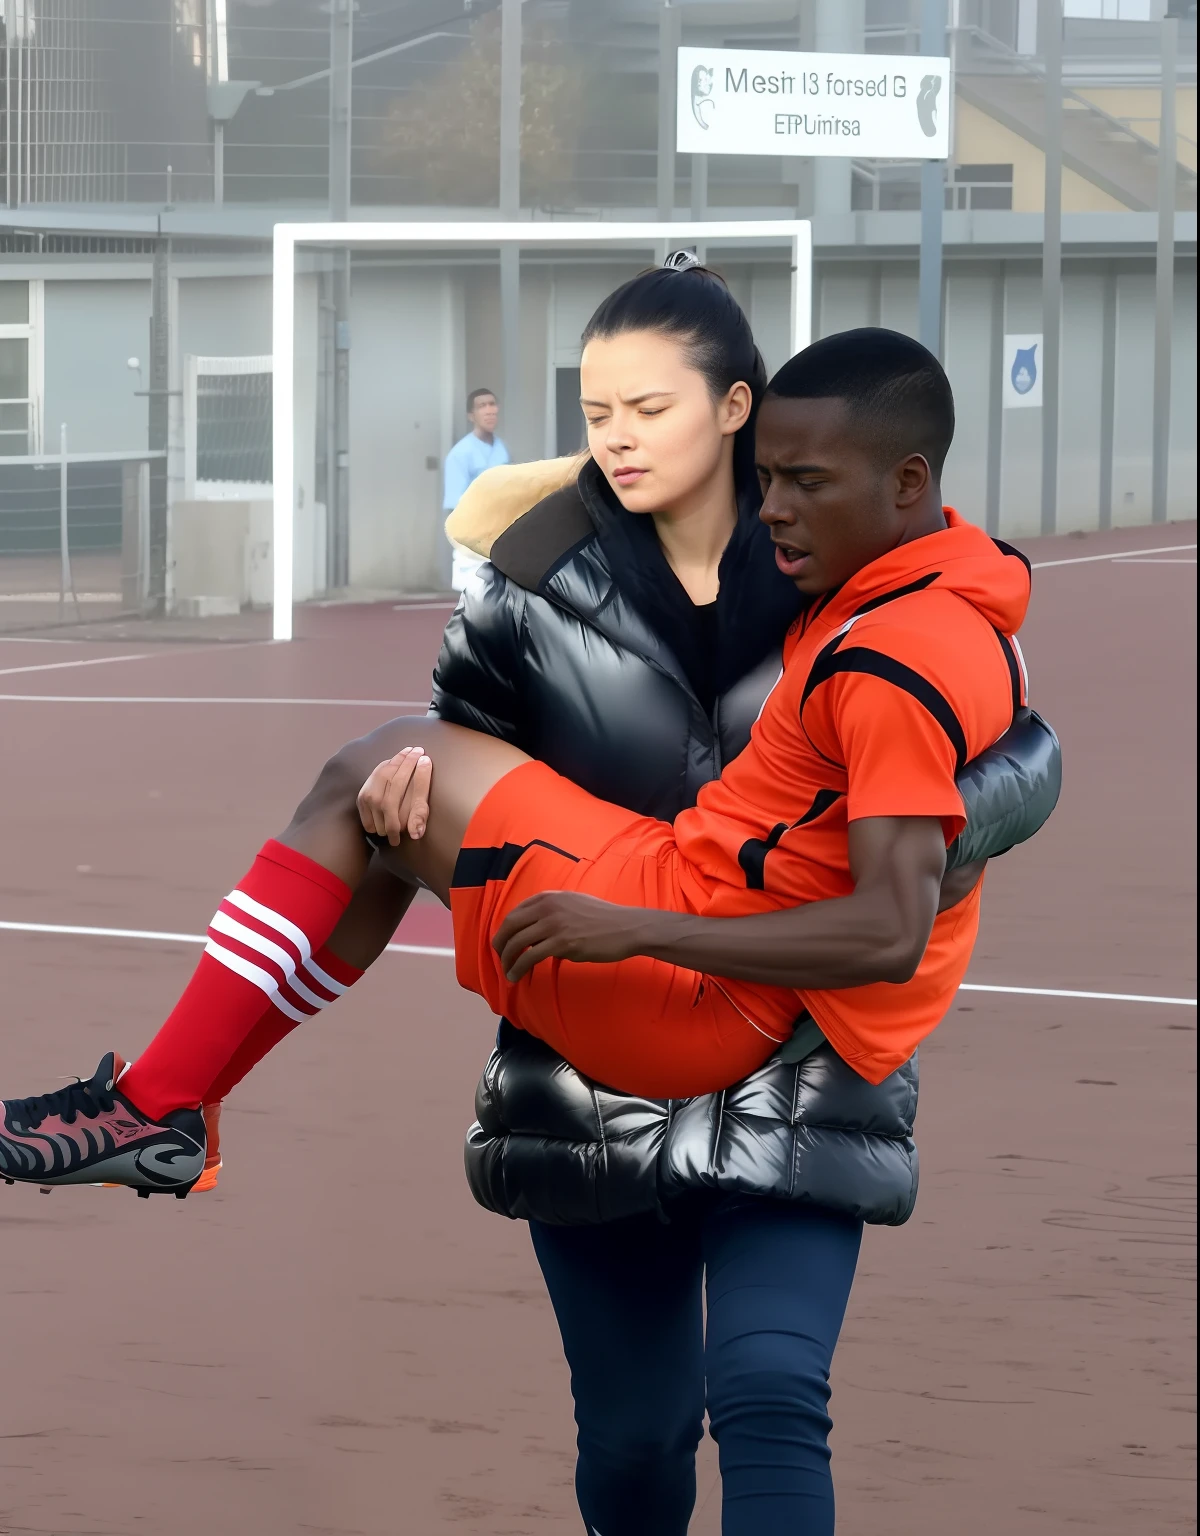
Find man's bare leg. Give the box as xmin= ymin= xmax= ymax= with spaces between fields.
xmin=277 ymin=716 xmax=530 ymax=903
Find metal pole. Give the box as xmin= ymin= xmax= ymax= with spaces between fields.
xmin=59 ymin=423 xmax=68 ymax=614
xmin=690 ymin=150 xmax=707 ymax=265
xmin=918 ymin=0 xmax=946 ymax=359
xmin=986 ymin=264 xmax=1005 ymax=535
xmin=213 ymin=121 xmax=224 ymax=204
xmin=328 ymin=0 xmax=353 ymax=589
xmin=148 ymin=239 xmax=170 ymax=609
xmin=1098 ymin=261 xmax=1116 ymax=531
xmin=499 ymin=0 xmax=520 ymax=219
xmin=1151 ymin=17 xmax=1177 ymax=526
xmin=1040 ymin=0 xmax=1062 ymax=537
xmin=656 ymin=1 xmax=681 ymax=243
xmin=500 ymin=0 xmax=521 ymax=456
xmin=5 ymin=0 xmax=11 ymax=209
xmin=138 ymin=459 xmax=151 ymax=606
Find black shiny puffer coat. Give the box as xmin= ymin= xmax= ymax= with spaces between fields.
xmin=430 ymin=460 xmax=1061 ymax=1227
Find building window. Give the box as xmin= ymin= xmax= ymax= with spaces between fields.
xmin=0 ymin=281 xmax=40 ymax=457
xmin=1063 ymin=1 xmax=1154 ymax=18
xmin=947 ymin=164 xmax=1015 ymax=211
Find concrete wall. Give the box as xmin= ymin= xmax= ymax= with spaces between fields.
xmin=347 ymin=265 xmax=461 ymax=592
xmin=173 ymin=271 xmax=321 ymax=602
xmin=33 ymin=251 xmax=1198 ymax=603
xmin=817 ymin=256 xmax=1197 ymax=536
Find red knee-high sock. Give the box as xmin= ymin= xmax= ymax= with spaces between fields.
xmin=200 ymin=945 xmax=364 ymax=1104
xmin=120 ymin=840 xmax=351 ymax=1121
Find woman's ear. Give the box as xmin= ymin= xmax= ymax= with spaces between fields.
xmin=719 ymin=380 xmax=754 ymax=437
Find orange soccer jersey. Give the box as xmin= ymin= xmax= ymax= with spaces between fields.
xmin=452 ymin=510 xmax=1031 ymax=1095
xmin=672 ymin=508 xmax=1030 ymax=1081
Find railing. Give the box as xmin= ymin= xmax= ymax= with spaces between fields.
xmin=0 ymin=397 xmax=36 ymax=457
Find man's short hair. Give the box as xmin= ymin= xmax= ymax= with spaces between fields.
xmin=767 ymin=329 xmax=955 ymax=477
xmin=467 ymin=387 xmax=497 ymax=414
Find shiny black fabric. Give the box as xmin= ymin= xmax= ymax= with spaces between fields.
xmin=433 ymin=472 xmax=1062 ymax=1227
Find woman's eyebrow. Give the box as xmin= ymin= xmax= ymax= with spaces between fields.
xmin=579 ymin=390 xmax=679 ymax=407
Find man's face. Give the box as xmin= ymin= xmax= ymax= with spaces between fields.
xmin=755 ymin=395 xmax=917 ymax=595
xmin=471 ymin=394 xmax=499 ymax=434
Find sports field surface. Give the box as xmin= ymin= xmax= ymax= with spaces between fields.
xmin=1 ymin=521 xmax=1195 ymax=1535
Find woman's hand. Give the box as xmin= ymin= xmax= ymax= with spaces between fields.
xmin=357 ymin=746 xmax=433 ymax=845
xmin=493 ymin=892 xmax=654 ymax=982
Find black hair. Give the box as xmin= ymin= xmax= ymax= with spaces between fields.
xmin=766 ymin=328 xmax=955 ymax=477
xmin=467 ymin=387 xmax=497 ymax=414
xmin=580 ymin=254 xmax=768 ymax=483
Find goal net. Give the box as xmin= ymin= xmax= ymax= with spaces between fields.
xmin=185 ymin=354 xmax=273 ymax=499
xmin=271 ymin=220 xmax=813 ymax=641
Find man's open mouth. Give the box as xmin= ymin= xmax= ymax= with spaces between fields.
xmin=773 ymin=541 xmax=813 ymax=576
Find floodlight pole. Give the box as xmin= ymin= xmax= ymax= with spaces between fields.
xmin=271 ymin=222 xmax=812 ymax=642
xmin=657 ymin=2 xmax=682 ymax=261
xmin=500 ymin=0 xmax=522 ymax=456
xmin=918 ymin=0 xmax=946 ymax=359
xmin=1152 ymin=17 xmax=1178 ymax=526
xmin=1040 ymin=0 xmax=1063 ymax=537
xmin=328 ymin=0 xmax=353 ymax=591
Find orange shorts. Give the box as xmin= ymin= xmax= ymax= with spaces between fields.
xmin=449 ymin=761 xmax=799 ymax=1098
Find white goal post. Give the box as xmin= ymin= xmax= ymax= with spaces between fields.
xmin=271 ymin=219 xmax=813 ymax=642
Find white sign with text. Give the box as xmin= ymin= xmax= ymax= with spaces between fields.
xmin=677 ymin=47 xmax=951 ymax=160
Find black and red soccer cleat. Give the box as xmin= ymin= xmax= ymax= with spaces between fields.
xmin=0 ymin=1052 xmax=205 ymax=1197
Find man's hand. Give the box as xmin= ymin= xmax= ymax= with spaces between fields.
xmin=493 ymin=891 xmax=653 ymax=983
xmin=357 ymin=746 xmax=433 ymax=845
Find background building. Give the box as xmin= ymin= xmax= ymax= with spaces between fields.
xmin=0 ymin=0 xmax=1194 ymax=613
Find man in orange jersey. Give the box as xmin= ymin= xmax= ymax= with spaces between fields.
xmin=3 ymin=330 xmax=1035 ymax=1188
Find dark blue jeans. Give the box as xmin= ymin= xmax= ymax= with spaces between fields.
xmin=530 ymin=1200 xmax=862 ymax=1536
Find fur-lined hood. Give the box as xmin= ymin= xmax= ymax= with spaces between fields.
xmin=444 ymin=453 xmax=587 ymax=557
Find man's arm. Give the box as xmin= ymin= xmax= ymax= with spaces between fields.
xmin=494 ymin=815 xmax=948 ymax=988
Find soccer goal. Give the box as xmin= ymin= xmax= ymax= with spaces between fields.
xmin=271 ymin=219 xmax=813 ymax=642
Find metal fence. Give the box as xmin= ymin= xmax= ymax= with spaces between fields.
xmin=0 ymin=443 xmax=162 ymax=633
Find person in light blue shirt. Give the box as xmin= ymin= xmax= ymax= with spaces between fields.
xmin=444 ymin=388 xmax=510 ymax=589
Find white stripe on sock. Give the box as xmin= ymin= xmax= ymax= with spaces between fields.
xmin=222 ymin=888 xmax=314 ymax=966
xmin=209 ymin=910 xmax=307 ymax=990
xmin=203 ymin=939 xmax=309 ymax=1024
xmin=210 ymin=903 xmax=336 ymax=1013
xmin=302 ymin=958 xmax=349 ymax=997
xmin=208 ymin=913 xmax=336 ymax=1013
xmin=279 ymin=971 xmax=333 ymax=1012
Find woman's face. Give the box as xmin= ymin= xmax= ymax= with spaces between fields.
xmin=579 ymin=329 xmax=751 ymax=515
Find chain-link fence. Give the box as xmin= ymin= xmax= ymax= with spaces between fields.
xmin=0 ymin=444 xmax=162 ymax=633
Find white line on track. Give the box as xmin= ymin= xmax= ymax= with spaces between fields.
xmin=0 ymin=694 xmax=430 ymax=707
xmin=958 ymin=982 xmax=1195 ymax=1006
xmin=0 ymin=652 xmax=153 ymax=679
xmin=0 ymin=920 xmax=1193 ymax=1007
xmin=0 ymin=918 xmax=449 ymax=962
xmin=1031 ymin=542 xmax=1196 ymax=569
